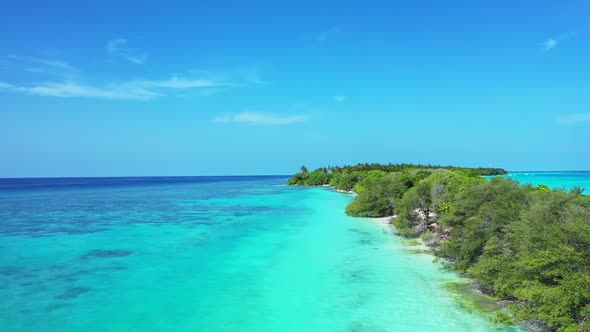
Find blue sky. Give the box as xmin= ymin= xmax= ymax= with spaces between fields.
xmin=1 ymin=0 xmax=589 ymax=177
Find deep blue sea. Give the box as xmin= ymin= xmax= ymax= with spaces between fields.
xmin=3 ymin=173 xmax=577 ymax=331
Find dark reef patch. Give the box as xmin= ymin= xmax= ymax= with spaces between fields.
xmin=345 ymin=321 xmax=386 ymax=332
xmin=0 ymin=266 xmax=36 ymax=279
xmin=55 ymin=286 xmax=91 ymax=299
xmin=0 ymin=266 xmax=22 ymax=277
xmin=347 ymin=229 xmax=371 ymax=236
xmin=80 ymin=250 xmax=133 ymax=260
xmin=341 ymin=268 xmax=371 ymax=284
xmin=46 ymin=302 xmax=71 ymax=312
xmin=20 ymin=280 xmax=45 ymax=287
xmin=193 ymin=220 xmax=217 ymax=225
xmin=357 ymin=238 xmax=373 ymax=245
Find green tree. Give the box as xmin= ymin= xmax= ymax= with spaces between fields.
xmin=345 ymin=173 xmax=409 ymax=217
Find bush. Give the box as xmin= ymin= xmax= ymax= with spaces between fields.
xmin=345 ymin=174 xmax=409 ymax=217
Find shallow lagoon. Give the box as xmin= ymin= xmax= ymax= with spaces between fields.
xmin=499 ymin=171 xmax=590 ymax=194
xmin=0 ymin=177 xmax=515 ymax=331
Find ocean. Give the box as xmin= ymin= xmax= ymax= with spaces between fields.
xmin=503 ymin=171 xmax=589 ymax=194
xmin=2 ymin=173 xmax=576 ymax=331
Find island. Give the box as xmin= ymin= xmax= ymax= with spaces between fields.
xmin=288 ymin=163 xmax=590 ymax=332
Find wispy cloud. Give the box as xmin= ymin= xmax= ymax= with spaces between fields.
xmin=106 ymin=38 xmax=147 ymax=64
xmin=215 ymin=112 xmax=308 ymax=125
xmin=556 ymin=113 xmax=590 ymax=124
xmin=0 ymin=81 xmax=155 ymax=100
xmin=543 ymin=38 xmax=558 ymax=51
xmin=8 ymin=55 xmax=75 ymax=71
xmin=0 ymin=76 xmax=220 ymax=100
xmin=7 ymin=55 xmax=77 ymax=77
xmin=541 ymin=26 xmax=590 ymax=52
xmin=313 ymin=26 xmax=342 ymax=42
xmin=123 ymin=77 xmax=217 ymax=89
xmin=0 ymin=82 xmax=19 ymax=90
xmin=190 ymin=67 xmax=269 ymax=86
xmin=1 ymin=51 xmax=264 ymax=100
xmin=333 ymin=95 xmax=347 ymax=102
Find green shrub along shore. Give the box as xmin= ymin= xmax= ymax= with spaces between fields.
xmin=288 ymin=163 xmax=590 ymax=332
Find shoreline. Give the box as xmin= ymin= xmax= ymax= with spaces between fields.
xmin=359 ymin=207 xmax=515 ymax=329
xmin=370 ymin=215 xmax=395 ymax=225
xmin=334 ymin=189 xmax=356 ymax=195
xmin=319 ymin=183 xmax=357 ymax=195
xmin=328 ymin=188 xmax=515 ymax=329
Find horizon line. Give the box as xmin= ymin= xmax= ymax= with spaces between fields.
xmin=2 ymin=170 xmax=590 ymax=180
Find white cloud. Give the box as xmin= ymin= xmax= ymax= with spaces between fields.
xmin=333 ymin=95 xmax=347 ymax=102
xmin=543 ymin=38 xmax=558 ymax=51
xmin=190 ymin=67 xmax=269 ymax=86
xmin=1 ymin=52 xmax=263 ymax=100
xmin=0 ymin=82 xmax=20 ymax=91
xmin=7 ymin=55 xmax=77 ymax=77
xmin=126 ymin=55 xmax=148 ymax=65
xmin=8 ymin=55 xmax=76 ymax=71
xmin=106 ymin=39 xmax=127 ymax=54
xmin=314 ymin=26 xmax=342 ymax=42
xmin=106 ymin=38 xmax=147 ymax=64
xmin=215 ymin=112 xmax=308 ymax=125
xmin=541 ymin=26 xmax=590 ymax=52
xmin=556 ymin=113 xmax=590 ymax=124
xmin=0 ymin=81 xmax=154 ymax=100
xmin=0 ymin=76 xmax=219 ymax=100
xmin=31 ymin=82 xmax=156 ymax=100
xmin=122 ymin=76 xmax=217 ymax=89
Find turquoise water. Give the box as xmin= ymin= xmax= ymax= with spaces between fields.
xmin=501 ymin=171 xmax=589 ymax=193
xmin=0 ymin=177 xmax=513 ymax=331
